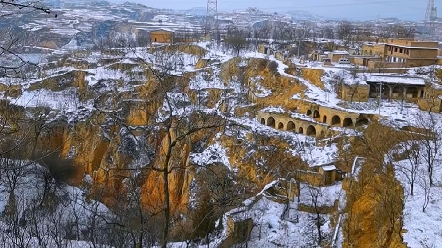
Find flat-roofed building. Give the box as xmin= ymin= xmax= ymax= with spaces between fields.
xmin=327 ymin=50 xmax=349 ymax=63
xmin=365 ymin=74 xmax=426 ymax=102
xmin=384 ymin=38 xmax=438 ymax=67
xmin=361 ymin=42 xmax=386 ymax=57
xmin=150 ymin=28 xmax=174 ymax=43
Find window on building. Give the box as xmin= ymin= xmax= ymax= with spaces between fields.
xmin=394 ymin=47 xmax=398 ymax=52
xmin=399 ymin=48 xmax=403 ymax=53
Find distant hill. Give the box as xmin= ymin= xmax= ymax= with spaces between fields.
xmin=179 ymin=7 xmax=206 ymax=16
xmin=285 ymin=9 xmax=322 ymax=21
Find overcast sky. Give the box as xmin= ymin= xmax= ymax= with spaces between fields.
xmin=109 ymin=0 xmax=439 ymax=21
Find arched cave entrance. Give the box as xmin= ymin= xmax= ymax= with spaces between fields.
xmin=307 ymin=125 xmax=317 ymax=136
xmin=313 ymin=110 xmax=320 ymax=118
xmin=261 ymin=118 xmax=265 ymax=125
xmin=331 ymin=115 xmax=341 ymax=126
xmin=267 ymin=117 xmax=275 ymax=128
xmin=355 ymin=118 xmax=369 ymax=127
xmin=298 ymin=127 xmax=304 ymax=134
xmin=278 ymin=122 xmax=284 ymax=130
xmin=342 ymin=118 xmax=353 ymax=127
xmin=287 ymin=121 xmax=296 ymax=131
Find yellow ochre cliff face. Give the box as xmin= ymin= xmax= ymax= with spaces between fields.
xmin=18 ymin=53 xmax=412 ymax=247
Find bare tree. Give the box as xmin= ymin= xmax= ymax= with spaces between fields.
xmin=387 ymin=24 xmax=417 ymax=39
xmin=414 ymin=112 xmax=441 ymax=186
xmin=253 ymin=21 xmax=273 ymax=40
xmin=336 ymin=21 xmax=353 ymax=45
xmin=304 ymin=185 xmax=325 ymax=246
xmin=0 ymin=1 xmax=54 ymax=75
xmin=100 ymin=47 xmax=240 ymax=248
xmin=273 ymin=21 xmax=295 ymax=41
xmin=321 ymin=26 xmax=334 ymax=39
xmin=294 ymin=21 xmax=314 ymax=57
xmin=224 ymin=27 xmax=251 ymax=56
xmin=396 ymin=141 xmax=420 ymax=196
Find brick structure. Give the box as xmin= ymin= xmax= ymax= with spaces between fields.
xmin=327 ymin=50 xmax=349 ymax=63
xmin=360 ymin=39 xmax=439 ymax=69
xmin=150 ymin=29 xmax=174 ymax=43
xmin=365 ymin=74 xmax=426 ymax=102
xmin=384 ymin=38 xmax=438 ymax=67
xmin=418 ymin=81 xmax=442 ymax=112
xmin=361 ymin=43 xmax=386 ymax=57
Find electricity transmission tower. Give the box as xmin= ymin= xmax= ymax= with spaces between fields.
xmin=425 ymin=0 xmax=437 ymax=38
xmin=206 ymin=0 xmax=219 ymax=42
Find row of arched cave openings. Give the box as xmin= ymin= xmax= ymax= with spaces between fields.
xmin=261 ymin=110 xmax=370 ymax=137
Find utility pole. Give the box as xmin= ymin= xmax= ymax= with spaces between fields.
xmin=378 ymin=82 xmax=383 ymax=115
xmin=425 ymin=0 xmax=437 ymax=39
xmin=206 ymin=0 xmax=218 ymax=44
xmin=298 ymin=38 xmax=301 ymax=59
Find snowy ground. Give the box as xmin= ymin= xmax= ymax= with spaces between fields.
xmin=167 ymin=179 xmax=345 ymax=248
xmin=0 ymin=162 xmax=112 ymax=247
xmin=392 ymin=142 xmax=442 ymax=247
xmin=4 ymin=38 xmax=442 ymax=247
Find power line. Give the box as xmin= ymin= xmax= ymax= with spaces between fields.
xmin=151 ymin=0 xmax=423 ymax=9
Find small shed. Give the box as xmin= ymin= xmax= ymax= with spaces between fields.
xmin=150 ymin=28 xmax=174 ymax=43
xmin=319 ymin=164 xmax=340 ymax=185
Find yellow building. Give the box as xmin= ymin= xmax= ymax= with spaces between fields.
xmin=365 ymin=74 xmax=425 ymax=102
xmin=418 ymin=81 xmax=442 ymax=112
xmin=150 ymin=29 xmax=174 ymax=43
xmin=327 ymin=50 xmax=349 ymax=63
xmin=384 ymin=38 xmax=438 ymax=67
xmin=361 ymin=42 xmax=386 ymax=57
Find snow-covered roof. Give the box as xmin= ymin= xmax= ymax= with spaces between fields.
xmin=331 ymin=50 xmax=349 ymax=55
xmin=322 ymin=164 xmax=337 ymax=171
xmin=365 ymin=74 xmax=426 ymax=85
xmin=261 ymin=106 xmax=285 ymax=113
xmin=151 ymin=28 xmax=175 ymax=33
xmin=386 ymin=43 xmax=438 ymax=50
xmin=363 ymin=42 xmax=386 ymax=46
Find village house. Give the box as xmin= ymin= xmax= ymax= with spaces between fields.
xmin=384 ymin=38 xmax=438 ymax=67
xmin=358 ymin=39 xmax=439 ymax=69
xmin=150 ymin=28 xmax=174 ymax=43
xmin=361 ymin=42 xmax=386 ymax=57
xmin=365 ymin=74 xmax=426 ymax=102
xmin=293 ymin=163 xmax=343 ymax=187
xmin=418 ymin=81 xmax=442 ymax=112
xmin=258 ymin=43 xmax=274 ymax=55
xmin=349 ymin=55 xmax=379 ymax=67
xmin=327 ymin=50 xmax=349 ymax=63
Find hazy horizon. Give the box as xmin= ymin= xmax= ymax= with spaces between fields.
xmin=108 ymin=0 xmax=439 ymax=21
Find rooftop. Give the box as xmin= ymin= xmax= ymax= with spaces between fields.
xmin=364 ymin=74 xmax=426 ymax=85
xmin=332 ymin=50 xmax=349 ymax=55
xmin=151 ymin=28 xmax=175 ymax=33
xmin=386 ymin=43 xmax=439 ymax=50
